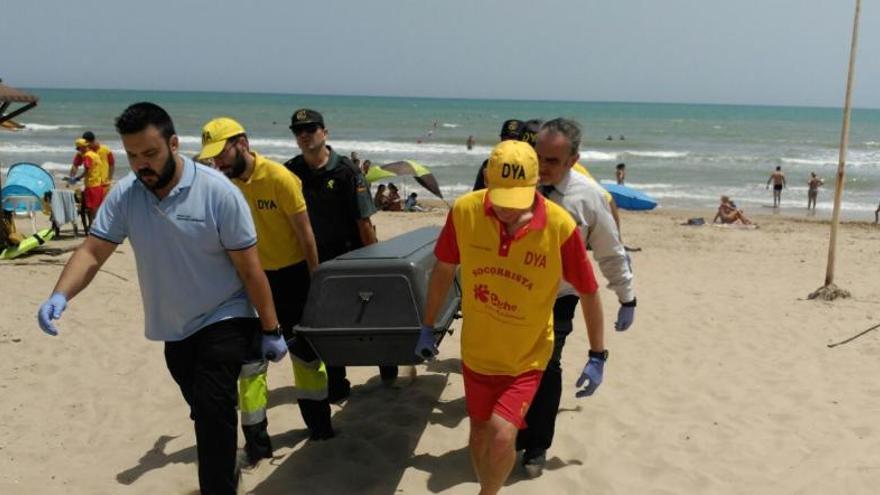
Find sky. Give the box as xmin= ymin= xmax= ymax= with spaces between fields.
xmin=2 ymin=0 xmax=879 ymax=108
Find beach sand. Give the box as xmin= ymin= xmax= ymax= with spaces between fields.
xmin=2 ymin=207 xmax=880 ymax=494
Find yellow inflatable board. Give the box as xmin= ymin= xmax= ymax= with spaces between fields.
xmin=1 ymin=228 xmax=54 ymax=260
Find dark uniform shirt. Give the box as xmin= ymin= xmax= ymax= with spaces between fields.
xmin=473 ymin=159 xmax=489 ymax=191
xmin=285 ymin=146 xmax=376 ymax=262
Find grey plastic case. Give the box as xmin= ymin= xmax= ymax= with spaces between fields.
xmin=296 ymin=226 xmax=461 ymax=366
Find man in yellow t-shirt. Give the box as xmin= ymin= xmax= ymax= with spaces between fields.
xmin=70 ymin=138 xmax=108 ymax=225
xmin=417 ymin=140 xmax=607 ymax=495
xmin=82 ymin=132 xmax=115 ymax=194
xmin=199 ymin=117 xmax=331 ymax=466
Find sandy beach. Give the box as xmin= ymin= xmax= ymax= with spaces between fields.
xmin=2 ymin=206 xmax=880 ymax=494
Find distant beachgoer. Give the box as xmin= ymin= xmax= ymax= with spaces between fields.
xmin=82 ymin=131 xmax=115 ymax=189
xmin=373 ymin=183 xmax=389 ymax=210
xmin=350 ymin=151 xmax=359 ymax=163
xmin=386 ymin=183 xmax=403 ymax=211
xmin=417 ymin=140 xmax=604 ymax=495
xmin=404 ymin=192 xmax=425 ymax=212
xmin=606 ymin=135 xmax=613 ymax=141
xmin=766 ymin=166 xmax=786 ymax=207
xmin=616 ymin=163 xmax=626 ymax=185
xmin=713 ymin=195 xmax=753 ymax=225
xmin=875 ymin=201 xmax=879 ymax=224
xmin=807 ymin=172 xmax=824 ymax=211
xmin=473 ymin=119 xmax=525 ymax=190
xmin=619 ymin=135 xmax=625 ymax=141
xmin=466 ymin=135 xmax=475 ymax=150
xmin=362 ymin=159 xmax=371 ymax=176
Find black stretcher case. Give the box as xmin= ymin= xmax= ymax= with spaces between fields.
xmin=295 ymin=226 xmax=461 ymax=366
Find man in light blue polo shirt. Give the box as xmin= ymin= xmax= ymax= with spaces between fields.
xmin=36 ymin=102 xmax=287 ymax=495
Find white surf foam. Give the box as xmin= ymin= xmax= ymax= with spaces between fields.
xmin=622 ymin=150 xmax=689 ymax=159
xmin=20 ymin=123 xmax=83 ymax=131
xmin=0 ymin=143 xmax=71 ymax=154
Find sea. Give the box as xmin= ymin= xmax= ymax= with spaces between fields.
xmin=2 ymin=88 xmax=879 ymax=220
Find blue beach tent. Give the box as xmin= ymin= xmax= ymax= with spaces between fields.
xmin=2 ymin=162 xmax=55 ymax=212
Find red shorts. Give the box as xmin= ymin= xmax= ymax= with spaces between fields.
xmin=462 ymin=364 xmax=543 ymax=429
xmin=83 ymin=186 xmax=106 ymax=210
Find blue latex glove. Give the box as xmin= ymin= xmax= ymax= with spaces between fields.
xmin=262 ymin=334 xmax=288 ymax=362
xmin=575 ymin=357 xmax=605 ymax=398
xmin=37 ymin=292 xmax=68 ymax=336
xmin=414 ymin=324 xmax=438 ymax=360
xmin=615 ymin=305 xmax=636 ymax=331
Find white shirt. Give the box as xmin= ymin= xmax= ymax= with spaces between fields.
xmin=544 ymin=169 xmax=635 ymax=303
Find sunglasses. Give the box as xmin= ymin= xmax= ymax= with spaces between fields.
xmin=291 ymin=123 xmax=322 ymax=136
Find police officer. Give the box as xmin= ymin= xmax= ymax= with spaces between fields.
xmin=284 ymin=108 xmax=396 ymax=402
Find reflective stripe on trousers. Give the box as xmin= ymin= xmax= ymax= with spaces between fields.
xmin=239 ymin=360 xmax=269 ymax=426
xmin=292 ymin=359 xmax=328 ymax=401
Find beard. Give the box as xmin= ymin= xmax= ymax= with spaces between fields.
xmin=136 ymin=144 xmax=177 ymax=191
xmin=223 ymin=148 xmax=247 ymax=179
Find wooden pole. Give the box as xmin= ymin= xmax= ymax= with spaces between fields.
xmin=823 ymin=0 xmax=861 ymax=288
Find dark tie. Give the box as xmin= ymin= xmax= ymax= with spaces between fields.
xmin=539 ymin=185 xmax=555 ymax=198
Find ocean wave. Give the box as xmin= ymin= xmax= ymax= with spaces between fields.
xmin=441 ymin=123 xmax=459 ymax=128
xmin=176 ymin=135 xmax=495 ymax=156
xmin=622 ymin=150 xmax=689 ymax=159
xmin=40 ymin=161 xmax=73 ymax=173
xmin=623 ymin=182 xmax=678 ymax=190
xmin=580 ymin=151 xmax=618 ymax=161
xmin=781 ymin=155 xmax=879 ymax=167
xmin=0 ymin=143 xmax=73 ymax=154
xmin=20 ymin=123 xmax=84 ymax=131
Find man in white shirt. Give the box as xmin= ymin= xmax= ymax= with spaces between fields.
xmin=516 ymin=117 xmax=637 ymax=476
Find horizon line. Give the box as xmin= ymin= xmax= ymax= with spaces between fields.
xmin=18 ymin=85 xmax=880 ymax=113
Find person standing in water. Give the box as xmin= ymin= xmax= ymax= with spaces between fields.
xmin=766 ymin=166 xmax=786 ymax=208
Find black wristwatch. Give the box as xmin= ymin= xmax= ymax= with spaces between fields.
xmin=588 ymin=349 xmax=609 ymax=361
xmin=262 ymin=324 xmax=283 ymax=338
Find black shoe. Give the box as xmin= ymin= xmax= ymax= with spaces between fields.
xmin=522 ymin=449 xmax=546 ymax=478
xmin=309 ymin=428 xmax=336 ymax=441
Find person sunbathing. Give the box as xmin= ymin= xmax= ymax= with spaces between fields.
xmin=713 ymin=195 xmax=753 ymax=225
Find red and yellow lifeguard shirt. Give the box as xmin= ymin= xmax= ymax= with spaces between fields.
xmin=233 ymin=152 xmax=308 ymax=270
xmin=93 ymin=144 xmax=115 ymax=185
xmin=434 ymin=189 xmax=598 ymax=376
xmin=82 ymin=150 xmax=108 ymax=188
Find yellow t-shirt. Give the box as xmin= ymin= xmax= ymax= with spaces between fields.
xmin=82 ymin=150 xmax=108 ymax=188
xmin=95 ymin=144 xmax=114 ymax=186
xmin=435 ymin=190 xmax=598 ymax=375
xmin=233 ymin=152 xmax=308 ymax=270
xmin=573 ymin=162 xmax=613 ymax=204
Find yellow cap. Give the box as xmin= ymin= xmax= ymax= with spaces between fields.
xmin=74 ymin=138 xmax=88 ymax=148
xmin=485 ymin=140 xmax=538 ymax=209
xmin=198 ymin=117 xmax=246 ymax=159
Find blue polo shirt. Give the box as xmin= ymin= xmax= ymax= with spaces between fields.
xmin=91 ymin=156 xmax=258 ymax=342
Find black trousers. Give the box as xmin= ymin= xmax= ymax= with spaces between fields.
xmin=164 ymin=318 xmax=258 ymax=495
xmin=516 ymin=295 xmax=579 ymax=453
xmin=266 ymin=261 xmax=334 ymax=438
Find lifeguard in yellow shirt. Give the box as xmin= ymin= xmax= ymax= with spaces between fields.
xmin=417 ymin=140 xmax=607 ymax=495
xmin=69 ymin=138 xmax=108 ymax=224
xmin=199 ymin=117 xmax=332 ymax=467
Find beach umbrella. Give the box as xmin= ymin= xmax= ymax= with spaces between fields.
xmin=0 ymin=80 xmax=39 ymax=128
xmin=366 ymin=160 xmax=444 ymax=199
